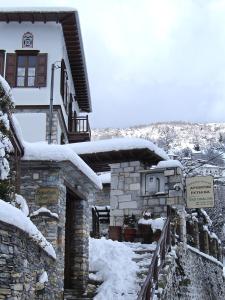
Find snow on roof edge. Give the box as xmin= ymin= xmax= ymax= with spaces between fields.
xmin=23 ymin=142 xmax=102 ymax=190
xmin=68 ymin=138 xmax=169 ymax=161
xmin=0 ymin=7 xmax=77 ymax=13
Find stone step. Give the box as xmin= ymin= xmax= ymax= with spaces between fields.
xmin=134 ymin=249 xmax=155 ymax=255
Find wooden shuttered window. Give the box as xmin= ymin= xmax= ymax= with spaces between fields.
xmin=5 ymin=52 xmax=47 ymax=88
xmin=5 ymin=53 xmax=17 ymax=87
xmin=0 ymin=51 xmax=5 ymax=77
xmin=36 ymin=53 xmax=47 ymax=87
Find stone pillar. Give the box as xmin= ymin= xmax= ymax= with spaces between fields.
xmin=193 ymin=220 xmax=200 ymax=249
xmin=70 ymin=199 xmax=89 ymax=295
xmin=199 ymin=229 xmax=209 ymax=254
xmin=209 ymin=237 xmax=218 ymax=259
xmin=110 ymin=161 xmax=144 ymax=226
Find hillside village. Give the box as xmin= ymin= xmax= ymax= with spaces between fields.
xmin=0 ymin=6 xmax=225 ymax=300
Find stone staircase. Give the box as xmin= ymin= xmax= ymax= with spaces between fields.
xmin=64 ymin=243 xmax=156 ymax=300
xmin=128 ymin=243 xmax=156 ymax=294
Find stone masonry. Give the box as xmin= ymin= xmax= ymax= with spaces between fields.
xmin=110 ymin=161 xmax=184 ymax=226
xmin=110 ymin=161 xmax=145 ymax=226
xmin=19 ymin=159 xmax=99 ymax=297
xmin=0 ymin=220 xmax=58 ymax=300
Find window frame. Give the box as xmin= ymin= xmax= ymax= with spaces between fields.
xmin=15 ymin=50 xmax=39 ymax=88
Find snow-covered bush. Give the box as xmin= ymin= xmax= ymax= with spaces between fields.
xmin=0 ymin=75 xmax=14 ymax=200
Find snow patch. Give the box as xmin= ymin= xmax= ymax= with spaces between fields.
xmin=89 ymin=237 xmax=139 ymax=299
xmin=98 ymin=172 xmax=111 ymax=184
xmin=12 ymin=194 xmax=29 ymax=216
xmin=138 ymin=217 xmax=166 ymax=233
xmin=68 ymin=138 xmax=169 ymax=160
xmin=23 ymin=141 xmax=102 ymax=190
xmin=30 ymin=207 xmax=59 ymax=219
xmin=156 ymin=159 xmax=183 ymax=169
xmin=39 ymin=271 xmax=48 ymax=284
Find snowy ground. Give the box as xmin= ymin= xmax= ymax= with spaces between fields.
xmin=89 ymin=238 xmax=156 ymax=300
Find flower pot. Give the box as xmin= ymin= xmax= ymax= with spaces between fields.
xmin=109 ymin=226 xmax=122 ymax=241
xmin=138 ymin=224 xmax=153 ymax=244
xmin=123 ymin=228 xmax=137 ymax=242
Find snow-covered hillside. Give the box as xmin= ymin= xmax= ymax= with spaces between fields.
xmin=92 ymin=122 xmax=225 ymax=153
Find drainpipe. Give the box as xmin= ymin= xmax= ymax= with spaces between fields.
xmin=48 ymin=64 xmax=55 ymax=144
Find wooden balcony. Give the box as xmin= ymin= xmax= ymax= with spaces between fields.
xmin=68 ymin=115 xmax=91 ymax=143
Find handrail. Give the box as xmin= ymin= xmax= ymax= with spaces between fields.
xmin=137 ymin=216 xmax=171 ymax=300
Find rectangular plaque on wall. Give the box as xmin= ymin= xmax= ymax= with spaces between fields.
xmin=35 ymin=187 xmax=59 ymax=205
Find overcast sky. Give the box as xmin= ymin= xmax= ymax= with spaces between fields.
xmin=2 ymin=0 xmax=225 ymax=128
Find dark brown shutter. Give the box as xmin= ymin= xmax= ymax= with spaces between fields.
xmin=0 ymin=51 xmax=5 ymax=77
xmin=60 ymin=59 xmax=65 ymax=98
xmin=5 ymin=53 xmax=16 ymax=87
xmin=36 ymin=53 xmax=47 ymax=87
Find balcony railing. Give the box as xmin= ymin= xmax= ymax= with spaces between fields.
xmin=68 ymin=114 xmax=91 ymax=143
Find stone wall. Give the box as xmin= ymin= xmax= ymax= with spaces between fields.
xmin=110 ymin=161 xmax=144 ymax=226
xmin=205 ymin=180 xmax=225 ymax=248
xmin=0 ymin=220 xmax=59 ymax=300
xmin=19 ymin=160 xmax=97 ymax=296
xmin=110 ymin=162 xmax=184 ymax=226
xmin=94 ymin=184 xmax=110 ymax=207
xmin=160 ymin=244 xmax=225 ymax=300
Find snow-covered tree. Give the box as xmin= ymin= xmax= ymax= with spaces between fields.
xmin=0 ymin=75 xmax=14 ymax=200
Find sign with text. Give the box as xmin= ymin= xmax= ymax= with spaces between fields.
xmin=186 ymin=176 xmax=214 ymax=208
xmin=35 ymin=187 xmax=59 ymax=205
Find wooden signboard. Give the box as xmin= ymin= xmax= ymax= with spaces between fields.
xmin=186 ymin=176 xmax=214 ymax=208
xmin=35 ymin=187 xmax=59 ymax=205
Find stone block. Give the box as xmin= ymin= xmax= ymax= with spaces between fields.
xmin=124 ymin=167 xmax=135 ymax=172
xmin=111 ymin=209 xmax=124 ymax=216
xmin=110 ymin=197 xmax=118 ymax=209
xmin=111 ymin=190 xmax=123 ymax=196
xmin=164 ymin=169 xmax=175 ymax=176
xmin=159 ymin=198 xmax=166 ymax=205
xmin=129 ymin=161 xmax=141 ymax=167
xmin=130 ymin=183 xmax=140 ymax=190
xmin=110 ymin=163 xmax=121 ymax=169
xmin=148 ymin=198 xmax=160 ymax=206
xmin=121 ymin=162 xmax=129 ymax=167
xmin=118 ymin=194 xmax=131 ymax=202
xmin=130 ymin=172 xmax=140 ymax=178
xmin=119 ymin=201 xmax=138 ymax=209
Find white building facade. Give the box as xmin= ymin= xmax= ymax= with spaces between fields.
xmin=0 ymin=8 xmax=92 ymax=144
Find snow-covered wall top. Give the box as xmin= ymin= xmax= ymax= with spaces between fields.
xmin=0 ymin=7 xmax=77 ymax=12
xmin=68 ymin=138 xmax=169 ymax=161
xmin=156 ymin=160 xmax=183 ymax=169
xmin=22 ymin=141 xmax=102 ymax=189
xmin=98 ymin=172 xmax=111 ymax=184
xmin=0 ymin=199 xmax=56 ymax=258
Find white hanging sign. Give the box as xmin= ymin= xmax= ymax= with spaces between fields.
xmin=186 ymin=176 xmax=214 ymax=208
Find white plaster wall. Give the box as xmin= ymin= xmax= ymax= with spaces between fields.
xmin=0 ymin=22 xmax=81 ymax=127
xmin=15 ymin=112 xmax=46 ymax=142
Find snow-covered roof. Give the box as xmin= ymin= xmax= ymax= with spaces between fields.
xmin=23 ymin=142 xmax=102 ymax=190
xmin=0 ymin=7 xmax=77 ymax=12
xmin=156 ymin=159 xmax=183 ymax=169
xmin=98 ymin=172 xmax=111 ymax=184
xmin=68 ymin=138 xmax=169 ymax=161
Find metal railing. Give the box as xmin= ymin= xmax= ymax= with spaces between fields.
xmin=137 ymin=214 xmax=171 ymax=300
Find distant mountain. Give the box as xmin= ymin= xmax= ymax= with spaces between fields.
xmin=92 ymin=121 xmax=225 ymax=154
